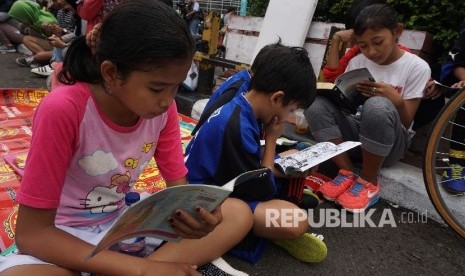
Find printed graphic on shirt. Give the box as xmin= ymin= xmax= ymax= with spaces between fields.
xmin=78 ymin=140 xmax=157 ymax=217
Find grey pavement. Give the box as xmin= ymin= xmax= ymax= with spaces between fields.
xmin=1 ymin=51 xmax=465 ymax=275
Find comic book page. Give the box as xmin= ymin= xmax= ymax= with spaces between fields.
xmin=275 ymin=141 xmax=361 ymax=175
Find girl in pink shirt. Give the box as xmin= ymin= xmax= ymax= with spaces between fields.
xmin=0 ymin=1 xmax=253 ymax=275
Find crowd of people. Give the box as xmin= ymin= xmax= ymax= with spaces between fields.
xmin=0 ymin=0 xmax=464 ymax=275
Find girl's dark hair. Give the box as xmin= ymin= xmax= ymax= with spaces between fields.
xmin=249 ymin=41 xmax=316 ymax=109
xmin=345 ymin=0 xmax=385 ymax=29
xmin=59 ymin=0 xmax=194 ymax=85
xmin=353 ymin=4 xmax=398 ymax=36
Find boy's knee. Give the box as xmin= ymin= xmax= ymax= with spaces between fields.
xmin=284 ymin=219 xmax=308 ymax=239
xmin=222 ymin=198 xmax=254 ymax=228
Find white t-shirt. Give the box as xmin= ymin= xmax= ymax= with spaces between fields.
xmin=346 ymin=51 xmax=431 ymax=100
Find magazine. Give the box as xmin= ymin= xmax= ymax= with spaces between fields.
xmin=3 ymin=151 xmax=28 ymax=177
xmin=317 ymin=68 xmax=375 ymax=114
xmin=433 ymin=80 xmax=461 ymax=92
xmin=86 ymin=168 xmax=271 ymax=259
xmin=275 ymin=141 xmax=361 ymax=175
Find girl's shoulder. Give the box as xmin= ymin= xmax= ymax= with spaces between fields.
xmin=398 ymin=51 xmax=430 ymax=70
xmin=40 ymin=82 xmax=93 ymax=112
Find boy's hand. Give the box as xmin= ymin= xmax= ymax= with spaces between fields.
xmin=452 ymin=80 xmax=465 ymax=89
xmin=168 ymin=206 xmax=222 ymax=239
xmin=264 ymin=116 xmax=285 ymax=143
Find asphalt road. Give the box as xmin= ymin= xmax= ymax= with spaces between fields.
xmin=1 ymin=52 xmax=464 ymax=275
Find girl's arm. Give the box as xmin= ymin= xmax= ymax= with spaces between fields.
xmin=15 ymin=204 xmax=199 ymax=275
xmin=76 ymin=0 xmax=103 ymax=20
xmin=325 ymin=30 xmax=354 ymax=70
xmin=393 ymin=97 xmax=422 ymax=128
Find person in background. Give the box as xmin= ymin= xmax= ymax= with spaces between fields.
xmin=222 ymin=6 xmax=235 ymax=29
xmin=0 ymin=1 xmax=253 ymax=275
xmin=0 ymin=0 xmax=24 ymax=53
xmin=306 ymin=4 xmax=430 ymax=212
xmin=185 ymin=0 xmax=201 ymax=37
xmin=322 ymin=0 xmax=444 ymax=135
xmin=7 ymin=0 xmax=57 ymax=67
xmin=77 ymin=0 xmax=121 ymax=35
xmin=438 ymin=20 xmax=465 ymax=193
xmin=30 ymin=0 xmax=81 ymax=77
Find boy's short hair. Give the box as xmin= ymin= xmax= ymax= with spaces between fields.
xmin=249 ymin=41 xmax=317 ymax=109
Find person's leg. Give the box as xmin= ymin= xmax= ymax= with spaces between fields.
xmin=442 ymin=99 xmax=465 ymax=192
xmin=337 ymin=96 xmax=409 ymax=212
xmin=23 ymin=35 xmax=52 ymax=55
xmin=359 ymin=96 xmax=411 ymax=177
xmin=305 ymin=96 xmax=360 ymax=171
xmin=252 ymin=199 xmax=308 ymax=239
xmin=253 ymin=199 xmax=327 ymax=263
xmin=0 ymin=24 xmax=10 ymax=45
xmin=189 ymin=18 xmax=200 ymax=36
xmin=34 ymin=50 xmax=52 ymax=64
xmin=1 ymin=19 xmax=24 ymax=44
xmin=146 ymin=198 xmax=253 ymax=266
xmin=2 ymin=264 xmax=79 ymax=276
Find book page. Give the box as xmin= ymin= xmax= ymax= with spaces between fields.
xmin=86 ymin=168 xmax=270 ymax=260
xmin=433 ymin=80 xmax=461 ymax=91
xmin=335 ymin=68 xmax=374 ymax=98
xmin=87 ymin=184 xmax=231 ymax=259
xmin=275 ymin=141 xmax=361 ymax=175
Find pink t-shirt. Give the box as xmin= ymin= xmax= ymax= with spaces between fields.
xmin=16 ymin=82 xmax=187 ymax=227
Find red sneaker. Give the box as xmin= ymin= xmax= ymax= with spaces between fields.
xmin=318 ymin=169 xmax=356 ymax=201
xmin=337 ymin=177 xmax=380 ymax=213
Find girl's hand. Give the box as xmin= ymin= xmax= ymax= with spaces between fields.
xmin=264 ymin=116 xmax=285 ymax=143
xmin=48 ymin=34 xmax=66 ymax=48
xmin=424 ymin=80 xmax=445 ymax=99
xmin=358 ymin=81 xmax=403 ymax=107
xmin=168 ymin=206 xmax=222 ymax=239
xmin=43 ymin=23 xmax=63 ymax=36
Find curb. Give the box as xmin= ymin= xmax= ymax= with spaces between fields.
xmin=379 ymin=162 xmax=445 ymax=224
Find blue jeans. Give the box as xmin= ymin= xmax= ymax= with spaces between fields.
xmin=189 ymin=18 xmax=200 ymax=36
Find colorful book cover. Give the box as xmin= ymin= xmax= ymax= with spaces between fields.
xmin=3 ymin=151 xmax=28 ymax=177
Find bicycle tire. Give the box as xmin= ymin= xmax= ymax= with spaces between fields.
xmin=423 ymin=88 xmax=465 ymax=238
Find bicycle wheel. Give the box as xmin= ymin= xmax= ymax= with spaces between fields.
xmin=423 ymin=88 xmax=465 ymax=238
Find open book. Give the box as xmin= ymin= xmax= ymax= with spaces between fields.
xmin=433 ymin=80 xmax=461 ymax=93
xmin=275 ymin=141 xmax=361 ymax=175
xmin=318 ymin=68 xmax=375 ymax=114
xmin=86 ymin=168 xmax=271 ymax=259
xmin=3 ymin=151 xmax=28 ymax=177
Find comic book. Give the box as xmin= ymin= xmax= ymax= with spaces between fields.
xmin=275 ymin=141 xmax=361 ymax=175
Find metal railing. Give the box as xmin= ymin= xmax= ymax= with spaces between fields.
xmin=173 ymin=0 xmax=241 ymax=16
